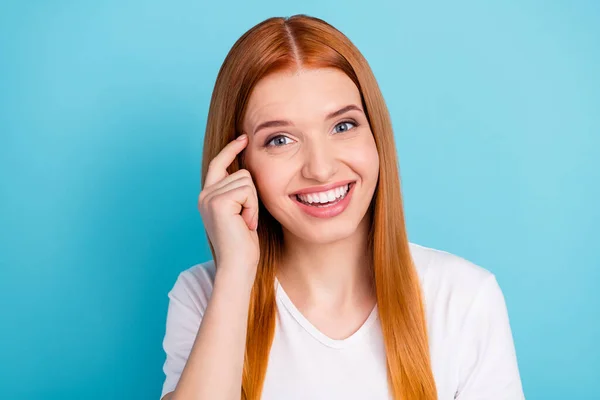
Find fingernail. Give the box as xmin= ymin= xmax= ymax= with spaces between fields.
xmin=236 ymin=134 xmax=247 ymax=141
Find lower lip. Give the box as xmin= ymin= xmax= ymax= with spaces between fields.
xmin=291 ymin=183 xmax=356 ymax=219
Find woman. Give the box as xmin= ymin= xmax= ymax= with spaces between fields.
xmin=160 ymin=14 xmax=525 ymax=400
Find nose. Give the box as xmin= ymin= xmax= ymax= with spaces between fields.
xmin=300 ymin=137 xmax=338 ymax=182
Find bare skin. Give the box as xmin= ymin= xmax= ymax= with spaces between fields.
xmin=242 ymin=67 xmax=380 ymax=340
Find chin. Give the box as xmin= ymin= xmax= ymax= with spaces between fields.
xmin=285 ymin=217 xmax=361 ymax=245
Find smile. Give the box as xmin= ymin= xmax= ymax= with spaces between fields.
xmin=290 ymin=182 xmax=356 ymax=218
xmin=295 ymin=183 xmax=351 ymax=206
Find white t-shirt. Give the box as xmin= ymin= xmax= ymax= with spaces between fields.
xmin=160 ymin=242 xmax=525 ymax=399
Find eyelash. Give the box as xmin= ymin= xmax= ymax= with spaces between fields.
xmin=264 ymin=119 xmax=359 ymax=148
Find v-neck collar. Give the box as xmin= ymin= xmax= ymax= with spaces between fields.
xmin=274 ymin=277 xmax=379 ymax=349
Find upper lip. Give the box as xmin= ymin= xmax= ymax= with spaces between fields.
xmin=291 ymin=180 xmax=355 ymax=196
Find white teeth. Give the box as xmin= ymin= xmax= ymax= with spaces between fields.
xmin=296 ymin=184 xmax=351 ymax=205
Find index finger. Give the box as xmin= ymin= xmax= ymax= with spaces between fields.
xmin=204 ymin=134 xmax=248 ymax=188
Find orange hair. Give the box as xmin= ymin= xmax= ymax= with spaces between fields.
xmin=201 ymin=14 xmax=437 ymax=400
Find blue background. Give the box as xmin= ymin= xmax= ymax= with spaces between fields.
xmin=1 ymin=1 xmax=598 ymax=399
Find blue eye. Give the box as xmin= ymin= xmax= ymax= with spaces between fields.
xmin=334 ymin=120 xmax=358 ymax=134
xmin=266 ymin=135 xmax=294 ymax=147
xmin=264 ymin=120 xmax=359 ymax=148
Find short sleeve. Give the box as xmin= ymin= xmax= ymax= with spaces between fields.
xmin=160 ymin=264 xmax=215 ymax=399
xmin=455 ymin=275 xmax=525 ymax=400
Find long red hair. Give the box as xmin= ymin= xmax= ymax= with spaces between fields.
xmin=201 ymin=14 xmax=437 ymax=400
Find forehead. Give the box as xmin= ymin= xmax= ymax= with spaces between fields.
xmin=244 ymin=68 xmax=362 ymax=127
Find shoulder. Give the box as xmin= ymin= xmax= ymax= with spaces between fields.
xmin=171 ymin=245 xmax=499 ymax=314
xmin=407 ymin=242 xmax=500 ymax=316
xmin=408 ymin=242 xmax=494 ymax=286
xmin=407 ymin=243 xmax=523 ymax=396
xmin=168 ymin=260 xmax=217 ymax=313
xmin=175 ymin=259 xmax=217 ymax=287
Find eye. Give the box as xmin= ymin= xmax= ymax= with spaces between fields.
xmin=265 ymin=135 xmax=295 ymax=148
xmin=333 ymin=120 xmax=358 ymax=134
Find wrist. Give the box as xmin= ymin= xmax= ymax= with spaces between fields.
xmin=214 ymin=263 xmax=256 ymax=294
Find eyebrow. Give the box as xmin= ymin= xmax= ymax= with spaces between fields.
xmin=252 ymin=104 xmax=364 ymax=136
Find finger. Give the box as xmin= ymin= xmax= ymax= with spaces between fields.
xmin=204 ymin=134 xmax=248 ymax=188
xmin=241 ymin=192 xmax=258 ymax=231
xmin=207 ymin=175 xmax=256 ymax=202
xmin=211 ymin=185 xmax=259 ymax=230
xmin=250 ymin=206 xmax=259 ymax=231
xmin=203 ymin=168 xmax=252 ymax=193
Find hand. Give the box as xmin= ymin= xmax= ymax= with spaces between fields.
xmin=198 ymin=134 xmax=260 ymax=278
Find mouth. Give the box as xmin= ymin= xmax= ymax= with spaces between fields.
xmin=294 ymin=182 xmax=353 ymax=207
xmin=290 ymin=181 xmax=357 ymax=218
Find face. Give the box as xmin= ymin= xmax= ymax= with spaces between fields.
xmin=242 ymin=67 xmax=380 ymax=245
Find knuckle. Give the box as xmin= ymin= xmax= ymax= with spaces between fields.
xmin=238 ymin=168 xmax=251 ymax=178
xmin=198 ymin=190 xmax=208 ymax=203
xmin=207 ymin=158 xmax=218 ymax=170
xmin=204 ymin=192 xmax=216 ymax=205
xmin=207 ymin=198 xmax=221 ymax=212
xmin=208 ymin=192 xmax=221 ymax=204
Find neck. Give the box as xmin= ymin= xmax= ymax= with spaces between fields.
xmin=277 ymin=213 xmax=374 ymax=310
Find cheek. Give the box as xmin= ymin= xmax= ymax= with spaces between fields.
xmin=246 ymin=154 xmax=293 ymax=203
xmin=345 ymin=136 xmax=380 ymax=179
xmin=255 ymin=175 xmax=282 ymax=201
